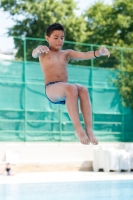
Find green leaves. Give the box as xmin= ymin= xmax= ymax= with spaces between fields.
xmin=115 ymin=70 xmax=133 ymax=110
xmin=1 ymin=0 xmax=86 ymax=40
xmin=84 ymin=0 xmax=133 ymax=48
xmin=1 ymin=0 xmax=87 ymax=61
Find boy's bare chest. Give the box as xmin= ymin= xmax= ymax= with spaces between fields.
xmin=47 ymin=53 xmax=67 ymax=65
xmin=40 ymin=51 xmax=68 ymax=68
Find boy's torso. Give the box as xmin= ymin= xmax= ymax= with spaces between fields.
xmin=39 ymin=50 xmax=69 ymax=84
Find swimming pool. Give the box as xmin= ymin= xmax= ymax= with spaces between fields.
xmin=0 ymin=180 xmax=133 ymax=200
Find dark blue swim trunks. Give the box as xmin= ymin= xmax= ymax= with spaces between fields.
xmin=45 ymin=81 xmax=65 ymax=105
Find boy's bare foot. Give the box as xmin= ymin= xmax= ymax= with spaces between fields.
xmin=86 ymin=129 xmax=98 ymax=145
xmin=75 ymin=127 xmax=90 ymax=145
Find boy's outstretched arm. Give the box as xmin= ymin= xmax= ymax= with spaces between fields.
xmin=32 ymin=45 xmax=50 ymax=58
xmin=68 ymin=47 xmax=110 ymax=60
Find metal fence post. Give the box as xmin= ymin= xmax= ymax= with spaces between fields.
xmin=59 ymin=105 xmax=62 ymax=142
xmin=23 ymin=37 xmax=27 ymax=142
xmin=90 ymin=45 xmax=94 ymax=132
xmin=120 ymin=48 xmax=125 ymax=142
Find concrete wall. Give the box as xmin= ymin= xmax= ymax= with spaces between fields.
xmin=0 ymin=142 xmax=126 ymax=164
xmin=0 ymin=142 xmax=128 ymax=172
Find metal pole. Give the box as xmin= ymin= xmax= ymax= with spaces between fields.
xmin=59 ymin=105 xmax=62 ymax=142
xmin=120 ymin=48 xmax=124 ymax=142
xmin=90 ymin=45 xmax=94 ymax=132
xmin=23 ymin=37 xmax=27 ymax=142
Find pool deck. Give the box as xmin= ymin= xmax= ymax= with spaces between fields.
xmin=0 ymin=171 xmax=133 ymax=184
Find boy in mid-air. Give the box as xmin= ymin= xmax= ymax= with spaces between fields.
xmin=32 ymin=23 xmax=110 ymax=145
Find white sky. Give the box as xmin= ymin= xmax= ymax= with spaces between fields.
xmin=0 ymin=0 xmax=112 ymax=51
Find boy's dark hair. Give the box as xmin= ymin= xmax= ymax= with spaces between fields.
xmin=46 ymin=23 xmax=65 ymax=37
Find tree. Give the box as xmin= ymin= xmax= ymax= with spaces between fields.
xmin=111 ymin=0 xmax=133 ymax=110
xmin=83 ymin=0 xmax=133 ymax=68
xmin=84 ymin=0 xmax=133 ymax=47
xmin=83 ymin=0 xmax=133 ymax=109
xmin=1 ymin=0 xmax=87 ymax=60
xmin=115 ymin=68 xmax=133 ymax=110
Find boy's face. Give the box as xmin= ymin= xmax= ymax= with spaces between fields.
xmin=46 ymin=30 xmax=65 ymax=50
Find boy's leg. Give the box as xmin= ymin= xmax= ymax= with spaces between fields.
xmin=74 ymin=84 xmax=98 ymax=145
xmin=45 ymin=82 xmax=89 ymax=144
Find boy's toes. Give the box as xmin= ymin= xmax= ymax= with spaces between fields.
xmin=86 ymin=139 xmax=90 ymax=145
xmin=80 ymin=137 xmax=89 ymax=145
xmin=82 ymin=137 xmax=90 ymax=145
xmin=87 ymin=131 xmax=98 ymax=145
xmin=92 ymin=139 xmax=98 ymax=145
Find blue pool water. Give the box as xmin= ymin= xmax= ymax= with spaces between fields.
xmin=0 ymin=180 xmax=133 ymax=200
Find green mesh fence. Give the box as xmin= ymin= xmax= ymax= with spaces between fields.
xmin=0 ymin=36 xmax=133 ymax=142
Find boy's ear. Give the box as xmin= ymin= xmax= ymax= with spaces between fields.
xmin=46 ymin=36 xmax=49 ymax=42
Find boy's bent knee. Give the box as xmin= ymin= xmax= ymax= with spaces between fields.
xmin=79 ymin=86 xmax=88 ymax=95
xmin=66 ymin=84 xmax=78 ymax=96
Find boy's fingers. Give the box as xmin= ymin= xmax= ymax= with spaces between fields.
xmin=39 ymin=48 xmax=48 ymax=53
xmin=37 ymin=47 xmax=43 ymax=53
xmin=42 ymin=46 xmax=47 ymax=51
xmin=42 ymin=46 xmax=50 ymax=53
xmin=104 ymin=48 xmax=110 ymax=57
xmin=43 ymin=46 xmax=49 ymax=50
xmin=40 ymin=47 xmax=46 ymax=52
xmin=37 ymin=46 xmax=50 ymax=54
xmin=106 ymin=50 xmax=110 ymax=57
xmin=38 ymin=50 xmax=42 ymax=54
xmin=100 ymin=47 xmax=110 ymax=57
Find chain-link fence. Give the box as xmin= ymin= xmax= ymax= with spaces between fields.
xmin=0 ymin=36 xmax=133 ymax=142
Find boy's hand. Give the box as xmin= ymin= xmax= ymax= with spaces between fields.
xmin=36 ymin=45 xmax=50 ymax=54
xmin=99 ymin=47 xmax=110 ymax=58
